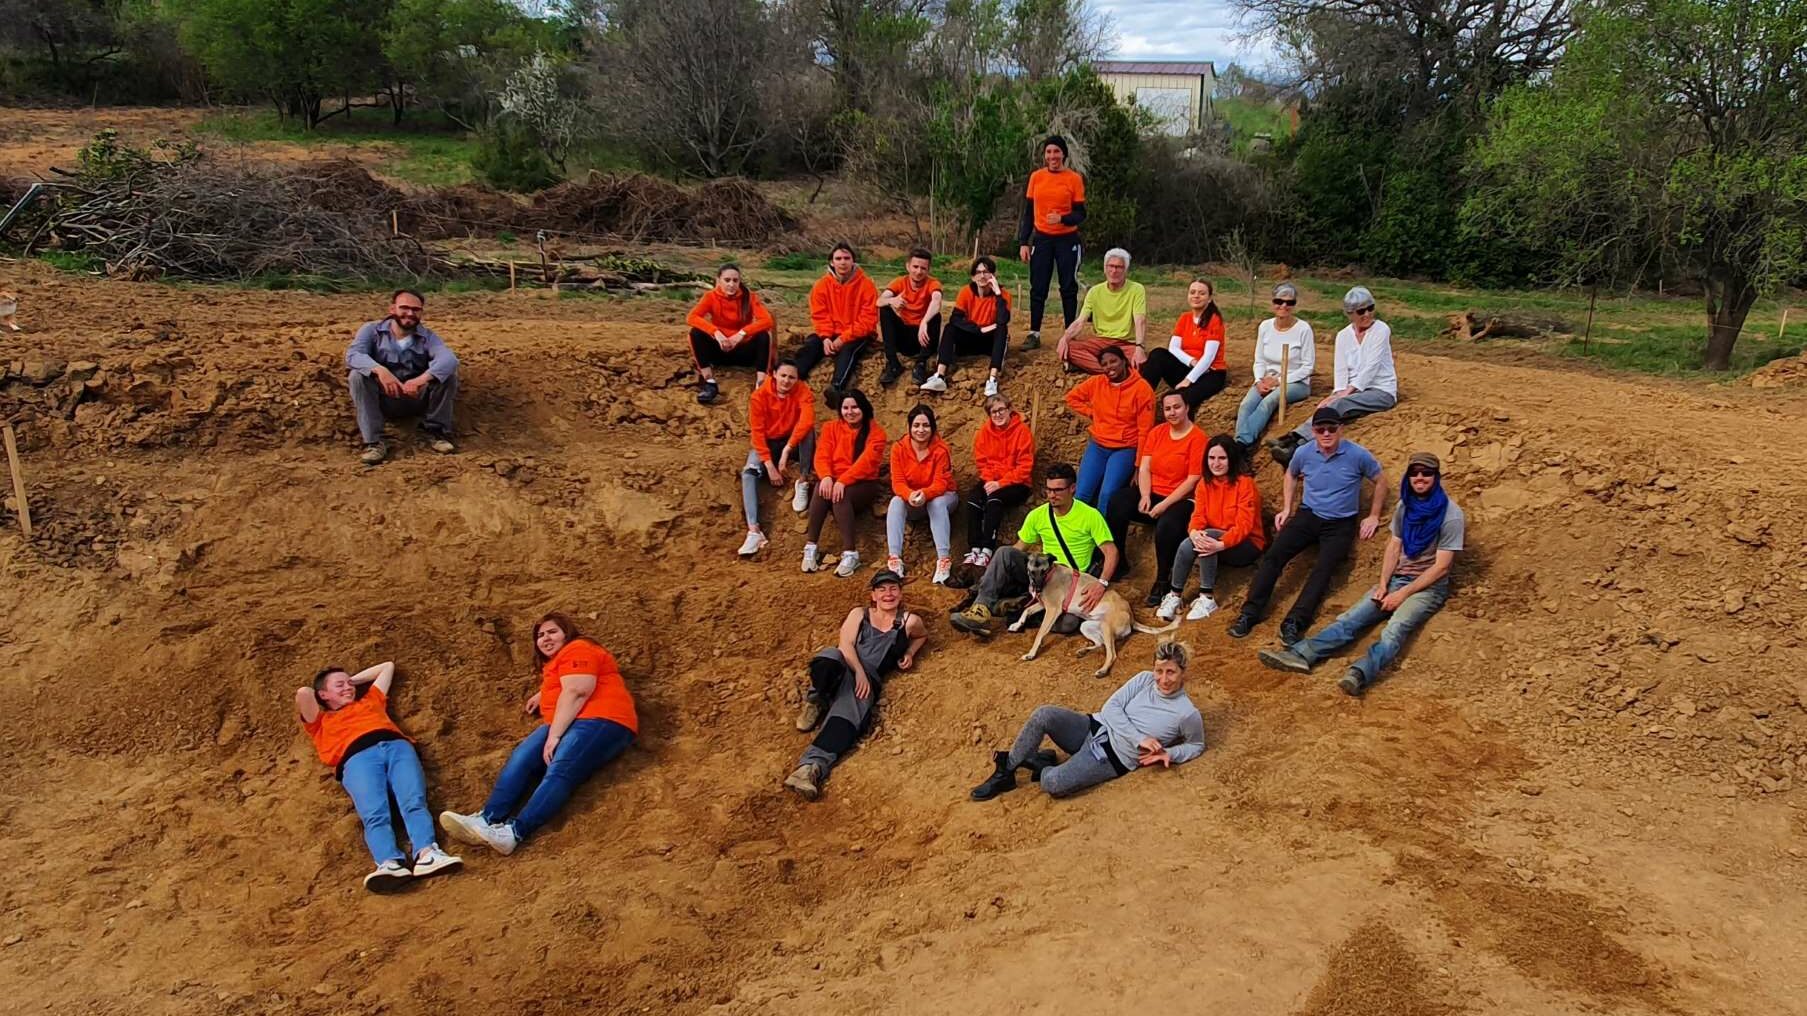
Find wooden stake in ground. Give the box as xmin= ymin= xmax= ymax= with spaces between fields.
xmin=1584 ymin=285 xmax=1598 ymax=354
xmin=1780 ymin=307 xmax=1790 ymax=341
xmin=2 ymin=424 xmax=31 ymax=540
xmin=509 ymin=261 xmax=517 ymax=292
xmin=1277 ymin=346 xmax=1290 ymax=427
xmin=391 ymin=210 xmax=399 ymax=237
xmin=1030 ymin=390 xmax=1041 ymax=439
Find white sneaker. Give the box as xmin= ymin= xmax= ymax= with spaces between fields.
xmin=1157 ymin=592 xmax=1183 ymax=621
xmin=478 ymin=821 xmax=519 ymax=856
xmin=412 ymin=846 xmax=463 ymax=879
xmin=835 ymin=551 xmax=861 ymax=578
xmin=961 ymin=548 xmax=981 ymax=567
xmin=439 ymin=810 xmax=490 ymax=847
xmin=983 ymin=376 xmax=999 ymax=398
xmin=932 ymin=557 xmax=952 ymax=585
xmin=886 ymin=554 xmax=905 ymax=578
xmin=972 ymin=548 xmax=993 ymax=570
xmin=363 ymin=859 xmax=412 ymax=894
xmin=792 ymin=480 xmax=810 ymax=513
xmin=738 ymin=530 xmax=767 ymax=558
xmin=1186 ymin=594 xmax=1219 ymax=621
xmin=801 ymin=543 xmax=820 ymax=573
xmin=919 ymin=373 xmax=949 ymax=393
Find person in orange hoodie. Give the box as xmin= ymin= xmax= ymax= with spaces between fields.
xmin=688 ymin=263 xmax=776 ymax=405
xmin=923 ymin=255 xmax=1011 ymax=397
xmin=884 ymin=403 xmax=958 ymax=585
xmin=1139 ymin=277 xmax=1228 ymax=413
xmin=1066 ymin=344 xmax=1155 ymax=511
xmin=878 ymin=247 xmax=943 ymax=387
xmin=1160 ymin=434 xmax=1267 ymax=622
xmin=738 ymin=360 xmax=816 ymax=558
xmin=796 ymin=243 xmax=879 ymax=403
xmin=803 ymin=388 xmax=888 ymax=578
xmin=964 ymin=392 xmax=1035 ymax=570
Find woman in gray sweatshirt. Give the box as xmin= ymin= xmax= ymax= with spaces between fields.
xmin=971 ymin=639 xmax=1205 ymax=800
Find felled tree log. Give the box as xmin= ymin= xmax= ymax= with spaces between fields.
xmin=1441 ymin=311 xmax=1575 ymax=341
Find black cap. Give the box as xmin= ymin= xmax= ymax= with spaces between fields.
xmin=869 ymin=569 xmax=903 ymax=589
xmin=1043 ymin=134 xmax=1070 ymax=159
xmin=1311 ymin=406 xmax=1343 ymax=427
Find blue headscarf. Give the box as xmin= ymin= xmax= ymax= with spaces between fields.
xmin=1398 ymin=470 xmax=1449 ymax=558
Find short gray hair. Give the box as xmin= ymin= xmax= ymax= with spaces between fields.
xmin=1273 ymin=281 xmax=1299 ymax=302
xmin=1342 ymin=285 xmax=1375 ymax=312
xmin=1153 ymin=638 xmax=1191 ymax=672
xmin=1103 ymin=247 xmax=1132 ymax=269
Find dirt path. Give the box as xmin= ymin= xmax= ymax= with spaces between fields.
xmin=0 ymin=260 xmax=1803 ymax=1015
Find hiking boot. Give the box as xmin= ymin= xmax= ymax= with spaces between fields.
xmin=970 ymin=751 xmax=1019 ymax=801
xmin=411 ymin=846 xmax=463 ymax=879
xmin=1279 ymin=619 xmax=1303 ymax=646
xmin=1339 ymin=668 xmax=1367 ymax=697
xmin=427 ymin=437 xmax=456 ymax=454
xmin=886 ymin=554 xmax=905 ymax=579
xmin=784 ymin=763 xmax=824 ymax=800
xmin=950 ymin=602 xmax=995 ymax=636
xmin=879 ymin=362 xmax=904 ymax=386
xmin=919 ymin=373 xmax=949 ymax=393
xmin=792 ymin=479 xmax=811 ymax=513
xmin=834 ymin=550 xmax=861 ymax=578
xmin=983 ymin=376 xmax=999 ymax=398
xmin=360 ymin=442 xmax=387 ymax=466
xmin=438 ymin=810 xmax=490 ymax=847
xmin=1022 ymin=330 xmax=1041 ymax=350
xmin=912 ymin=360 xmax=932 ymax=386
xmin=737 ymin=530 xmax=768 ymax=558
xmin=1024 ymin=749 xmax=1059 ymax=782
xmin=697 ymin=379 xmax=720 ymax=405
xmin=1257 ymin=647 xmax=1313 ymax=675
xmin=1227 ymin=613 xmax=1257 ymax=639
xmin=1157 ymin=592 xmax=1183 ymax=621
xmin=801 ymin=543 xmax=821 ymax=573
xmin=363 ymin=859 xmax=413 ymax=894
xmin=1185 ymin=594 xmax=1219 ymax=621
xmin=932 ymin=556 xmax=953 ymax=586
xmin=1269 ymin=443 xmax=1295 ymax=468
xmin=795 ymin=694 xmax=823 ymax=732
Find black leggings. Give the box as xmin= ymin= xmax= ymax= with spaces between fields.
xmin=805 ymin=479 xmax=881 ymax=550
xmin=795 ymin=334 xmax=872 ymax=398
xmin=1103 ymin=488 xmax=1194 ymax=590
xmin=1139 ymin=349 xmax=1226 ymax=411
xmin=1027 ymin=231 xmax=1080 ymax=332
xmin=689 ymin=327 xmax=774 ymax=373
xmin=964 ymin=482 xmax=1031 ymax=550
xmin=939 ymin=318 xmax=1009 ymax=372
xmin=880 ymin=307 xmax=941 ymax=369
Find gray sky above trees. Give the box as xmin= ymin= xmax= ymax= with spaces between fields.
xmin=1099 ymin=0 xmax=1276 ymax=67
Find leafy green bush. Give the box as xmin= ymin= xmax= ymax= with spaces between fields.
xmin=470 ymin=119 xmax=559 ymax=192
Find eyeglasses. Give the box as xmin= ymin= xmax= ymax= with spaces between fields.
xmin=1272 ymin=298 xmax=1296 ymax=307
xmin=1312 ymin=424 xmax=1341 ymax=434
xmin=1350 ymin=305 xmax=1376 ymax=315
xmin=1406 ymin=467 xmax=1438 ymax=478
xmin=988 ymin=407 xmax=1011 ymax=415
xmin=1044 ymin=485 xmax=1072 ymax=494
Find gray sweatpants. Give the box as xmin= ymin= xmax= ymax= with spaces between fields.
xmin=348 ymin=369 xmax=458 ymax=445
xmin=886 ymin=491 xmax=958 ymax=558
xmin=1290 ymin=388 xmax=1396 ymax=440
xmin=1006 ymin=705 xmax=1125 ymax=798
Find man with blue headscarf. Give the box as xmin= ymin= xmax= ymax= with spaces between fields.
xmin=1255 ymin=451 xmax=1464 ymax=696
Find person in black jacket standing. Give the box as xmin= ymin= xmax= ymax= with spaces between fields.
xmin=1016 ymin=135 xmax=1086 ymax=351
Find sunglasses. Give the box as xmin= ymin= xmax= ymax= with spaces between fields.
xmin=1406 ymin=467 xmax=1439 ymax=478
xmin=1350 ymin=305 xmax=1376 ymax=315
xmin=1312 ymin=424 xmax=1341 ymax=434
xmin=1272 ymin=298 xmax=1296 ymax=307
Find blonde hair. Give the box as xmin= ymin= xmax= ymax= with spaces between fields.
xmin=984 ymin=393 xmax=1012 ymax=413
xmin=1153 ymin=639 xmax=1191 ymax=672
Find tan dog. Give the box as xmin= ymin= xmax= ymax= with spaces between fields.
xmin=1008 ymin=552 xmax=1179 ymax=677
xmin=0 ymin=291 xmax=18 ymax=332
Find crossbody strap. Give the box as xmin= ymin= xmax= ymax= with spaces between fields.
xmin=1047 ymin=503 xmax=1080 ymax=571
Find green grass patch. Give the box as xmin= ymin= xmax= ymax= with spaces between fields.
xmin=35 ymin=251 xmax=104 ymax=273
xmin=1214 ymin=97 xmax=1292 ymax=155
xmin=197 ymin=109 xmax=480 ymax=187
xmin=1556 ymin=323 xmax=1803 ymax=376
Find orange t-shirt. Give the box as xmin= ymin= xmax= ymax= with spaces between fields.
xmin=302 ymin=687 xmax=407 ymax=767
xmin=1173 ymin=311 xmax=1227 ymax=370
xmin=1025 ymin=168 xmax=1086 ymax=237
xmin=953 ymin=284 xmax=1011 ymax=328
xmin=540 ymin=639 xmax=638 ymax=734
xmin=1138 ymin=424 xmax=1209 ymax=498
xmin=884 ymin=275 xmax=942 ymax=327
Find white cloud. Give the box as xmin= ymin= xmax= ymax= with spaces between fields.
xmin=1095 ymin=0 xmax=1279 ymax=69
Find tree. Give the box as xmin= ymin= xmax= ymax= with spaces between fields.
xmin=0 ymin=0 xmax=124 ymax=92
xmin=1007 ymin=0 xmax=1111 ymax=82
xmin=172 ymin=0 xmax=391 ymax=127
xmin=381 ymin=0 xmax=553 ymax=127
xmin=1464 ymin=0 xmax=1807 ymax=369
xmin=496 ymin=50 xmax=588 ymax=171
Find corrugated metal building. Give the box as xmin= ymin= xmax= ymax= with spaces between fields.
xmin=1093 ymin=60 xmax=1216 ymax=136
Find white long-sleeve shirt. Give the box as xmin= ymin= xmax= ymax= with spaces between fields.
xmin=1331 ymin=319 xmax=1397 ymax=396
xmin=1253 ymin=318 xmax=1314 ymax=386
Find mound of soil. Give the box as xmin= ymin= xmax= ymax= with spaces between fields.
xmin=1749 ymin=350 xmax=1807 ymax=388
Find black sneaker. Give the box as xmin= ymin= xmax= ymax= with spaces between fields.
xmin=1227 ymin=613 xmax=1256 ymax=639
xmin=1143 ymin=584 xmax=1166 ymax=608
xmin=879 ymin=362 xmax=903 ymax=386
xmin=1278 ymin=619 xmax=1303 ymax=646
xmin=1339 ymin=669 xmax=1366 ymax=696
xmin=911 ymin=360 xmax=932 ymax=385
xmin=1022 ymin=330 xmax=1041 ymax=350
xmin=696 ymin=379 xmax=720 ymax=405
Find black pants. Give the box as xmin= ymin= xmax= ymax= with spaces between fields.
xmin=939 ymin=318 xmax=1009 ymax=372
xmin=808 ymin=656 xmax=887 ymax=759
xmin=964 ymin=482 xmax=1031 ymax=550
xmin=689 ymin=327 xmax=773 ymax=374
xmin=1103 ymin=488 xmax=1194 ymax=590
xmin=795 ymin=333 xmax=872 ymax=400
xmin=880 ymin=307 xmax=941 ymax=370
xmin=805 ymin=479 xmax=881 ymax=549
xmin=1240 ymin=507 xmax=1359 ymax=627
xmin=1027 ymin=231 xmax=1080 ymax=332
xmin=1138 ymin=350 xmax=1226 ymax=411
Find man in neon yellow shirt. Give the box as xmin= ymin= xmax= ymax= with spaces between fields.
xmin=1058 ymin=247 xmax=1147 ymax=374
xmin=952 ymin=462 xmax=1120 ymax=635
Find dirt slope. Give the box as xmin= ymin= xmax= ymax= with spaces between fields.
xmin=0 ymin=260 xmax=1804 ymax=1015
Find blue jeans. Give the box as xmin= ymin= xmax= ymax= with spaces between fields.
xmin=1294 ymin=575 xmax=1450 ymax=686
xmin=340 ymin=739 xmax=438 ymax=865
xmin=479 ymin=719 xmax=634 ymax=840
xmin=1075 ymin=441 xmax=1137 ymax=512
xmin=1234 ymin=381 xmax=1310 ymax=446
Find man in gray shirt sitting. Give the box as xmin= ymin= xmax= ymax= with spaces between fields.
xmin=1257 ymin=451 xmax=1464 ymax=696
xmin=346 ymin=289 xmax=460 ymax=465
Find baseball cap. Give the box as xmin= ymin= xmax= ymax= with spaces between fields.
xmin=869 ymin=569 xmax=903 ymax=589
xmin=1310 ymin=406 xmax=1343 ymax=427
xmin=1406 ymin=451 xmax=1441 ymax=473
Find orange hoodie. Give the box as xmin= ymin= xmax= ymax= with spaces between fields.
xmin=890 ymin=435 xmax=954 ymax=500
xmin=972 ymin=411 xmax=1034 ymax=487
xmin=748 ymin=376 xmax=815 ymax=463
xmin=809 ymin=267 xmax=879 ymax=341
xmin=1065 ymin=373 xmax=1155 ymax=449
xmin=689 ymin=287 xmax=775 ymax=337
xmin=814 ymin=418 xmax=889 ymax=483
xmin=1187 ymin=474 xmax=1266 ymax=551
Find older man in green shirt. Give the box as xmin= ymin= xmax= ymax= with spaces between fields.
xmin=1058 ymin=247 xmax=1147 ymax=374
xmin=952 ymin=462 xmax=1120 ymax=636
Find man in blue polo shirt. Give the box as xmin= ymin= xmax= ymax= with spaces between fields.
xmin=1230 ymin=407 xmax=1386 ymax=644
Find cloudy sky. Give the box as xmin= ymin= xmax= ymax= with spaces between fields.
xmin=1096 ymin=0 xmax=1279 ymax=71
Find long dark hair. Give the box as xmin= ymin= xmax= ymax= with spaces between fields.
xmin=906 ymin=402 xmax=938 ymax=443
xmin=717 ymin=262 xmax=751 ymax=322
xmin=530 ymin=611 xmax=591 ymax=675
xmin=1205 ymin=433 xmax=1244 ymax=481
xmin=1191 ymin=277 xmax=1222 ymax=331
xmin=841 ymin=389 xmax=876 ymax=460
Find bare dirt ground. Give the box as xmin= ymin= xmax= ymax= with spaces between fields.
xmin=1 ymin=253 xmax=1805 ymax=1015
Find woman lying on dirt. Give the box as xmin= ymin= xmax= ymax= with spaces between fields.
xmin=802 ymin=388 xmax=889 ymax=578
xmin=886 ymin=403 xmax=959 ymax=585
xmin=294 ymin=661 xmax=463 ymax=893
xmin=688 ymin=263 xmax=776 ymax=405
xmin=441 ymin=613 xmax=638 ymax=855
xmin=785 ymin=569 xmax=928 ymax=801
xmin=738 ymin=359 xmax=816 ymax=559
xmin=970 ymin=639 xmax=1204 ymax=801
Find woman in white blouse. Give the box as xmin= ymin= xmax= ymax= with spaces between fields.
xmin=1272 ymin=285 xmax=1397 ymax=458
xmin=1232 ymin=281 xmax=1314 ymax=455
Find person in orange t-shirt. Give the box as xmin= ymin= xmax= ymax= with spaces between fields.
xmin=797 ymin=242 xmax=880 ymax=402
xmin=803 ymin=388 xmax=889 ymax=578
xmin=1105 ymin=390 xmax=1207 ymax=604
xmin=884 ymin=403 xmax=959 ymax=585
xmin=925 ymin=255 xmax=1012 ymax=398
xmin=878 ymin=247 xmax=944 ymax=387
xmin=964 ymin=391 xmax=1035 ymax=568
xmin=1161 ymin=433 xmax=1267 ymax=622
xmin=294 ymin=660 xmax=462 ymax=892
xmin=441 ymin=614 xmax=637 ymax=856
xmin=738 ymin=359 xmax=816 ymax=559
xmin=1140 ymin=278 xmax=1229 ymax=412
xmin=1066 ymin=344 xmax=1156 ymax=511
xmin=688 ymin=263 xmax=776 ymax=406
xmin=1015 ymin=135 xmax=1086 ymax=348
